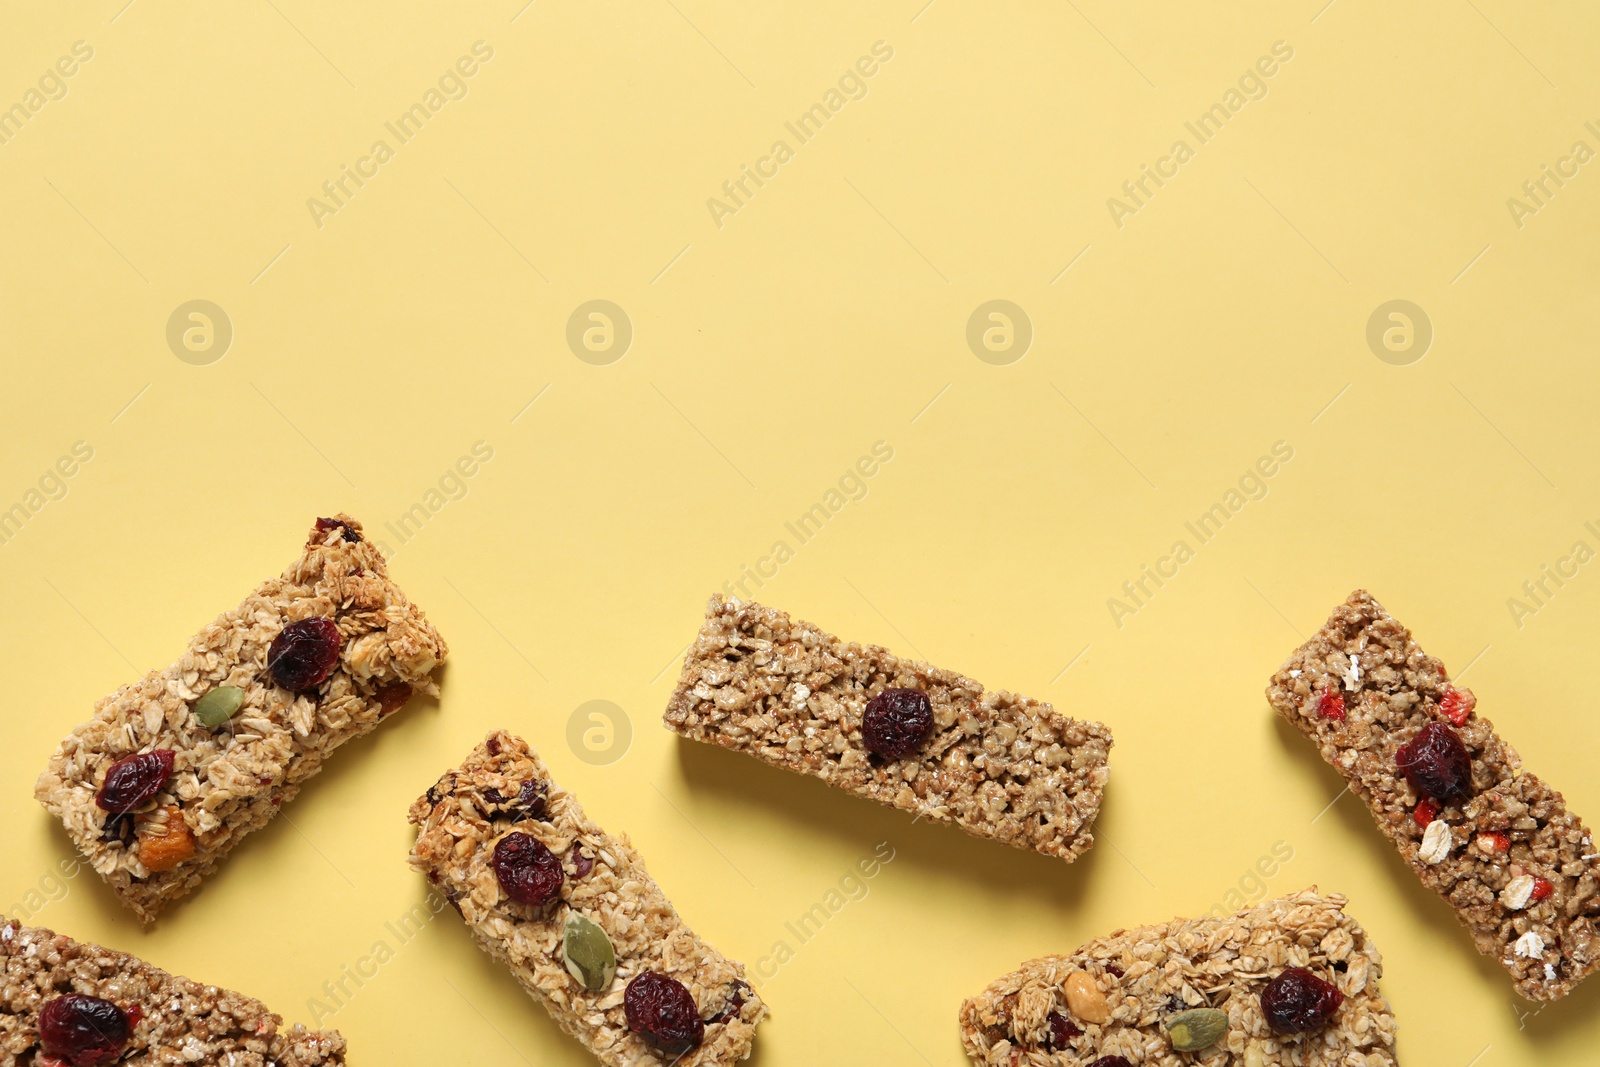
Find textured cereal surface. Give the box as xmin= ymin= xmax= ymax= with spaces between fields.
xmin=407 ymin=730 xmax=764 ymax=1066
xmin=0 ymin=919 xmax=344 ymax=1065
xmin=958 ymin=889 xmax=1397 ymax=1066
xmin=33 ymin=514 xmax=448 ymax=922
xmin=1266 ymin=590 xmax=1600 ymax=1001
xmin=664 ymin=596 xmax=1112 ymax=862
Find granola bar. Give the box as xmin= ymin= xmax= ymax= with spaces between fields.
xmin=1267 ymin=589 xmax=1600 ymax=1000
xmin=34 ymin=514 xmax=447 ymax=922
xmin=958 ymin=889 xmax=1397 ymax=1066
xmin=0 ymin=919 xmax=344 ymax=1065
xmin=664 ymin=596 xmax=1112 ymax=862
xmin=407 ymin=730 xmax=764 ymax=1065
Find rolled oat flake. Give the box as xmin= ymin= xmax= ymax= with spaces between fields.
xmin=1166 ymin=1007 xmax=1228 ymax=1051
xmin=562 ymin=913 xmax=617 ymax=992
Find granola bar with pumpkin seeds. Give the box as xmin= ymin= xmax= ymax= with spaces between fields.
xmin=407 ymin=730 xmax=764 ymax=1066
xmin=0 ymin=919 xmax=344 ymax=1065
xmin=33 ymin=514 xmax=447 ymax=922
xmin=958 ymin=889 xmax=1397 ymax=1066
xmin=1267 ymin=589 xmax=1600 ymax=1000
xmin=663 ymin=596 xmax=1112 ymax=862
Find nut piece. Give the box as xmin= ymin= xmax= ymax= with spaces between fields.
xmin=1501 ymin=875 xmax=1537 ymax=911
xmin=1166 ymin=1007 xmax=1228 ymax=1051
xmin=137 ymin=808 xmax=196 ymax=872
xmin=1419 ymin=819 xmax=1453 ymax=865
xmin=1063 ymin=971 xmax=1110 ymax=1024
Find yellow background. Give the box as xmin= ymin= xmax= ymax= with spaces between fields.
xmin=2 ymin=1 xmax=1598 ymax=1063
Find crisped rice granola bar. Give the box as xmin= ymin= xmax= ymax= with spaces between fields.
xmin=407 ymin=730 xmax=764 ymax=1066
xmin=664 ymin=596 xmax=1111 ymax=862
xmin=0 ymin=919 xmax=344 ymax=1065
xmin=959 ymin=889 xmax=1397 ymax=1067
xmin=1267 ymin=590 xmax=1600 ymax=1001
xmin=35 ymin=514 xmax=447 ymax=922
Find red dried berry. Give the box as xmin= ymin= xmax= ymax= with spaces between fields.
xmin=1316 ymin=689 xmax=1346 ymax=722
xmin=1395 ymin=722 xmax=1474 ymax=804
xmin=571 ymin=849 xmax=595 ymax=879
xmin=1531 ymin=877 xmax=1554 ymax=902
xmin=491 ymin=832 xmax=563 ymax=906
xmin=1477 ymin=831 xmax=1510 ymax=853
xmin=1043 ymin=1011 xmax=1080 ymax=1048
xmin=1413 ymin=798 xmax=1441 ymax=828
xmin=39 ymin=994 xmax=133 ymax=1066
xmin=267 ymin=617 xmax=342 ymax=691
xmin=1086 ymin=1058 xmax=1132 ymax=1067
xmin=1438 ymin=686 xmax=1474 ymax=727
xmin=95 ymin=750 xmax=175 ymax=814
xmin=313 ymin=517 xmax=362 ymax=543
xmin=861 ymin=688 xmax=934 ymax=760
xmin=376 ymin=683 xmax=412 ymax=716
xmin=705 ymin=980 xmax=752 ymax=1025
xmin=624 ymin=972 xmax=704 ymax=1054
xmin=1260 ymin=967 xmax=1344 ymax=1034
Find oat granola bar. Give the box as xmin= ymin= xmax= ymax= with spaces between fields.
xmin=664 ymin=596 xmax=1112 ymax=862
xmin=959 ymin=889 xmax=1397 ymax=1066
xmin=34 ymin=514 xmax=447 ymax=922
xmin=1267 ymin=589 xmax=1600 ymax=1000
xmin=0 ymin=919 xmax=344 ymax=1065
xmin=407 ymin=730 xmax=764 ymax=1065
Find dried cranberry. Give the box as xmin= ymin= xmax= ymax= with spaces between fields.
xmin=268 ymin=617 xmax=342 ymax=691
xmin=1316 ymin=689 xmax=1346 ymax=722
xmin=95 ymin=750 xmax=174 ymax=814
xmin=313 ymin=517 xmax=361 ymax=543
xmin=39 ymin=994 xmax=133 ymax=1066
xmin=514 ymin=780 xmax=548 ymax=820
xmin=491 ymin=832 xmax=563 ymax=906
xmin=1043 ymin=1011 xmax=1080 ymax=1048
xmin=1438 ymin=686 xmax=1474 ymax=727
xmin=1260 ymin=967 xmax=1344 ymax=1034
xmin=1531 ymin=877 xmax=1555 ymax=902
xmin=705 ymin=980 xmax=751 ymax=1024
xmin=861 ymin=688 xmax=934 ymax=760
xmin=1413 ymin=798 xmax=1440 ymax=828
xmin=1395 ymin=722 xmax=1474 ymax=804
xmin=1087 ymin=1058 xmax=1132 ymax=1067
xmin=571 ymin=850 xmax=595 ymax=878
xmin=624 ymin=972 xmax=704 ymax=1054
xmin=376 ymin=682 xmax=411 ymax=716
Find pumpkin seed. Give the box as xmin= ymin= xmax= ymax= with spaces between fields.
xmin=562 ymin=913 xmax=616 ymax=991
xmin=193 ymin=686 xmax=245 ymax=727
xmin=1166 ymin=1007 xmax=1228 ymax=1051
